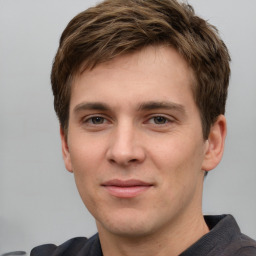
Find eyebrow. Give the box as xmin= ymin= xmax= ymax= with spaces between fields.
xmin=73 ymin=101 xmax=186 ymax=114
xmin=73 ymin=102 xmax=109 ymax=113
xmin=137 ymin=101 xmax=186 ymax=114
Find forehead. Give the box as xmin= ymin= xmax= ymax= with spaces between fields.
xmin=70 ymin=45 xmax=196 ymax=110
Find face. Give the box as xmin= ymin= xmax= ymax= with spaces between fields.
xmin=62 ymin=45 xmax=213 ymax=239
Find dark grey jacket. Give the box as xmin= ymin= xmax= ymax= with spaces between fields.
xmin=31 ymin=215 xmax=256 ymax=256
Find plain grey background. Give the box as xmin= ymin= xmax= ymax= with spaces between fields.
xmin=1 ymin=0 xmax=256 ymax=254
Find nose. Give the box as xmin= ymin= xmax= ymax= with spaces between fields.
xmin=106 ymin=123 xmax=146 ymax=166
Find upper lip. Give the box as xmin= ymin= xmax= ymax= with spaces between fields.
xmin=102 ymin=179 xmax=153 ymax=187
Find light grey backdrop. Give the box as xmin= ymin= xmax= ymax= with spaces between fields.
xmin=1 ymin=0 xmax=255 ymax=254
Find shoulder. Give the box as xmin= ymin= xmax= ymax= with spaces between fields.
xmin=186 ymin=215 xmax=256 ymax=256
xmin=231 ymin=234 xmax=256 ymax=256
xmin=220 ymin=218 xmax=256 ymax=256
xmin=234 ymin=247 xmax=256 ymax=256
xmin=30 ymin=235 xmax=100 ymax=256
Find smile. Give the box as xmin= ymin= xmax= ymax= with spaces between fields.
xmin=101 ymin=179 xmax=153 ymax=198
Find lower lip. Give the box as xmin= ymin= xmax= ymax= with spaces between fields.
xmin=103 ymin=185 xmax=152 ymax=198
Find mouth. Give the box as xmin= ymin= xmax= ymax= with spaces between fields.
xmin=101 ymin=179 xmax=153 ymax=198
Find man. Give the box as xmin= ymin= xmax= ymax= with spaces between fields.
xmin=31 ymin=0 xmax=256 ymax=255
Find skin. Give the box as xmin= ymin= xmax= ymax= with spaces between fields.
xmin=61 ymin=45 xmax=226 ymax=256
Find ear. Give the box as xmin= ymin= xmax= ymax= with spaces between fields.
xmin=60 ymin=126 xmax=73 ymax=173
xmin=202 ymin=115 xmax=227 ymax=172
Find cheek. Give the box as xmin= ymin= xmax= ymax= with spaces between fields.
xmin=68 ymin=139 xmax=104 ymax=194
xmin=69 ymin=133 xmax=106 ymax=170
xmin=70 ymin=147 xmax=102 ymax=217
xmin=152 ymin=136 xmax=204 ymax=167
xmin=149 ymin=134 xmax=205 ymax=190
xmin=153 ymin=139 xmax=205 ymax=211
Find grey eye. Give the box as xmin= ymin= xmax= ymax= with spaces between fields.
xmin=91 ymin=117 xmax=105 ymax=124
xmin=153 ymin=116 xmax=168 ymax=124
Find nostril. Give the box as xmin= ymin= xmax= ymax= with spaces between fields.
xmin=109 ymin=159 xmax=116 ymax=164
xmin=108 ymin=157 xmax=138 ymax=165
xmin=106 ymin=143 xmax=146 ymax=165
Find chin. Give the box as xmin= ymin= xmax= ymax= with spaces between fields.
xmin=103 ymin=223 xmax=153 ymax=238
xmin=96 ymin=210 xmax=159 ymax=238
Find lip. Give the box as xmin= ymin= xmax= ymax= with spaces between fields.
xmin=101 ymin=179 xmax=153 ymax=198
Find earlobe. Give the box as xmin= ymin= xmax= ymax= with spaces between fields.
xmin=202 ymin=115 xmax=227 ymax=172
xmin=60 ymin=126 xmax=73 ymax=173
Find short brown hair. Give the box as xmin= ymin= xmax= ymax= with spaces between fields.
xmin=51 ymin=0 xmax=231 ymax=139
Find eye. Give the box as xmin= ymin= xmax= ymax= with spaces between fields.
xmin=147 ymin=115 xmax=170 ymax=125
xmin=91 ymin=116 xmax=105 ymax=124
xmin=152 ymin=116 xmax=168 ymax=124
xmin=84 ymin=116 xmax=107 ymax=125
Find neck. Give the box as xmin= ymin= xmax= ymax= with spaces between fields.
xmin=98 ymin=212 xmax=209 ymax=256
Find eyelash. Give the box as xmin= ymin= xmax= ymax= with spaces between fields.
xmin=82 ymin=115 xmax=109 ymax=125
xmin=147 ymin=115 xmax=172 ymax=125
